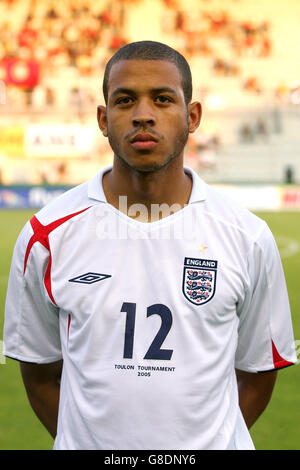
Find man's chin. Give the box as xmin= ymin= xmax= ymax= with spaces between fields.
xmin=115 ymin=152 xmax=180 ymax=174
xmin=131 ymin=161 xmax=166 ymax=173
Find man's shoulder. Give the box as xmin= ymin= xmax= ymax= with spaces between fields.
xmin=11 ymin=177 xmax=101 ymax=274
xmin=202 ymin=181 xmax=267 ymax=239
xmin=33 ymin=179 xmax=95 ymax=226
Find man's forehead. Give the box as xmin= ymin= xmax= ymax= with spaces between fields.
xmin=107 ymin=59 xmax=183 ymax=94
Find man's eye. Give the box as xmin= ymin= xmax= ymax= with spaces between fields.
xmin=155 ymin=96 xmax=172 ymax=104
xmin=116 ymin=97 xmax=133 ymax=105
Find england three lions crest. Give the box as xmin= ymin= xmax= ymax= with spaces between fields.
xmin=183 ymin=257 xmax=218 ymax=305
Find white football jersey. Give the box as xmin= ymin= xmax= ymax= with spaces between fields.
xmin=3 ymin=166 xmax=297 ymax=450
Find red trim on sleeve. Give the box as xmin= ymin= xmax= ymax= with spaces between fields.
xmin=24 ymin=207 xmax=90 ymax=305
xmin=67 ymin=314 xmax=71 ymax=345
xmin=272 ymin=339 xmax=294 ymax=369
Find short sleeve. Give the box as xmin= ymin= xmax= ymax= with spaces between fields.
xmin=235 ymin=223 xmax=297 ymax=373
xmin=3 ymin=222 xmax=62 ymax=364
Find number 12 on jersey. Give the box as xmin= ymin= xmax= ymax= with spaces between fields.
xmin=121 ymin=302 xmax=173 ymax=360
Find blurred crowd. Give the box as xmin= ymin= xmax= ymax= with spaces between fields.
xmin=0 ymin=0 xmax=276 ymax=112
xmin=0 ymin=0 xmax=130 ymax=70
xmin=162 ymin=0 xmax=272 ymax=61
xmin=1 ymin=0 xmax=131 ymax=107
xmin=0 ymin=0 xmax=298 ymax=186
xmin=161 ymin=0 xmax=272 ymax=96
xmin=0 ymin=0 xmax=298 ymax=109
xmin=0 ymin=0 xmax=141 ymax=111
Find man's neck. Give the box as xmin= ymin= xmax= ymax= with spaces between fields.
xmin=102 ymin=156 xmax=192 ymax=222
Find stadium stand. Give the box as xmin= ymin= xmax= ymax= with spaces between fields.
xmin=0 ymin=0 xmax=300 ymax=186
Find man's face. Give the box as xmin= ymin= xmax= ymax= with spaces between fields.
xmin=98 ymin=59 xmax=198 ymax=172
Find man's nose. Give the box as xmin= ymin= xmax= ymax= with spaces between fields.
xmin=132 ymin=99 xmax=156 ymax=127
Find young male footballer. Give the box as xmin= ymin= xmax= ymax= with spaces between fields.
xmin=3 ymin=41 xmax=297 ymax=450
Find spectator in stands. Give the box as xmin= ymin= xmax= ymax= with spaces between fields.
xmin=45 ymin=87 xmax=55 ymax=107
xmin=254 ymin=118 xmax=268 ymax=142
xmin=18 ymin=16 xmax=38 ymax=51
xmin=239 ymin=123 xmax=254 ymax=143
xmin=259 ymin=34 xmax=271 ymax=57
xmin=244 ymin=77 xmax=262 ymax=94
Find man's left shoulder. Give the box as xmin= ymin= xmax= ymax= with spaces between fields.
xmin=203 ymin=182 xmax=267 ymax=237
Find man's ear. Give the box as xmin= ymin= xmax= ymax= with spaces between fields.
xmin=97 ymin=105 xmax=108 ymax=137
xmin=188 ymin=101 xmax=202 ymax=134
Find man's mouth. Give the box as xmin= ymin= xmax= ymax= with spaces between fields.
xmin=130 ymin=133 xmax=158 ymax=150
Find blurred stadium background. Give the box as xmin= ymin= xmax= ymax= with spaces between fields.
xmin=0 ymin=0 xmax=299 ymax=450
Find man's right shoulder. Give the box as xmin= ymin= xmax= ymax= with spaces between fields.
xmin=16 ymin=178 xmax=99 ymax=251
xmin=33 ymin=180 xmax=93 ymax=226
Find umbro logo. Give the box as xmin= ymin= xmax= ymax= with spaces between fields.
xmin=69 ymin=272 xmax=111 ymax=284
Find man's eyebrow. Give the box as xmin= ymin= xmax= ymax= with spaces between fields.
xmin=110 ymin=86 xmax=178 ymax=99
xmin=150 ymin=87 xmax=177 ymax=95
xmin=110 ymin=88 xmax=137 ymax=99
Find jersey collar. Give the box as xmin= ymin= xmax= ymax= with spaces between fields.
xmin=185 ymin=167 xmax=206 ymax=204
xmin=88 ymin=166 xmax=111 ymax=202
xmin=88 ymin=165 xmax=206 ymax=204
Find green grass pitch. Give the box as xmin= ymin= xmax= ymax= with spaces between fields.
xmin=0 ymin=209 xmax=299 ymax=450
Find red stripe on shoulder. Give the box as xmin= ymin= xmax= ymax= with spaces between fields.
xmin=23 ymin=207 xmax=91 ymax=304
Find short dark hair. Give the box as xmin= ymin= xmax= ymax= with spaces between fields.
xmin=102 ymin=40 xmax=193 ymax=105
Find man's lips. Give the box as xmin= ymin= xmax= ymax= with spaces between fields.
xmin=130 ymin=133 xmax=158 ymax=150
